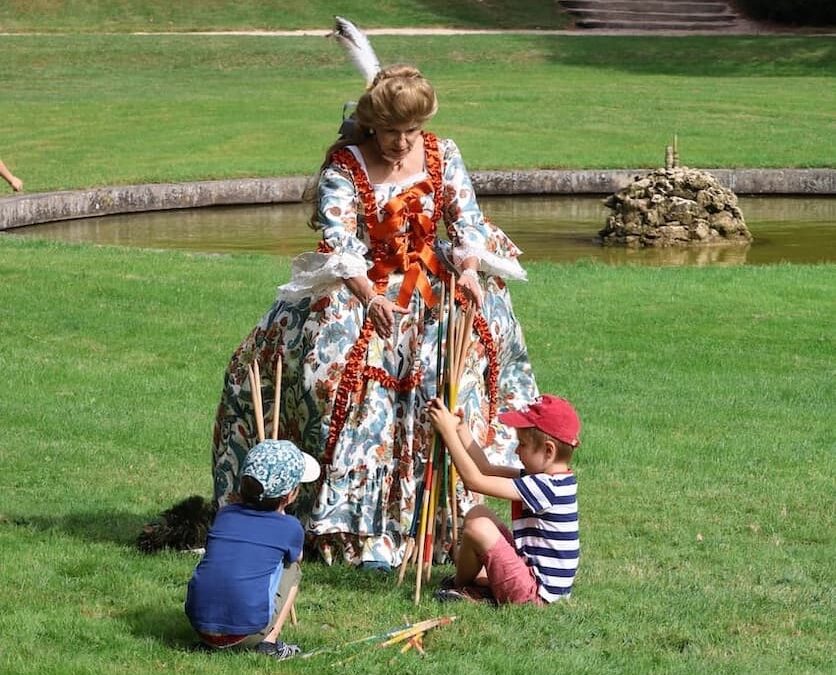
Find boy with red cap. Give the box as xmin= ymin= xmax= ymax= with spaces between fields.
xmin=427 ymin=395 xmax=582 ymax=605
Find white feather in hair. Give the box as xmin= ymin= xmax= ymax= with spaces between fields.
xmin=332 ymin=16 xmax=381 ymax=87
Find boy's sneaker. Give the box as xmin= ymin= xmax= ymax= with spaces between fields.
xmin=434 ymin=586 xmax=497 ymax=605
xmin=438 ymin=574 xmax=457 ymax=590
xmin=255 ymin=640 xmax=302 ymax=660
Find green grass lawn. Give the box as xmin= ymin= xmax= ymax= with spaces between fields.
xmin=1 ymin=34 xmax=834 ymax=192
xmin=0 ymin=0 xmax=570 ymax=33
xmin=0 ymin=4 xmax=833 ymax=672
xmin=0 ymin=237 xmax=833 ymax=673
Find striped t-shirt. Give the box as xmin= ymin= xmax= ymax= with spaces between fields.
xmin=511 ymin=470 xmax=579 ymax=603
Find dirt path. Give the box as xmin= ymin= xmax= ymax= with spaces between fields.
xmin=3 ymin=25 xmax=833 ymax=37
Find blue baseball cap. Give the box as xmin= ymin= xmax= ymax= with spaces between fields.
xmin=241 ymin=439 xmax=321 ymax=499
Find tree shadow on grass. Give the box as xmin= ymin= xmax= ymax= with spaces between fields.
xmin=120 ymin=605 xmax=199 ymax=650
xmin=412 ymin=0 xmax=570 ymax=30
xmin=1 ymin=509 xmax=210 ymax=650
xmin=2 ymin=509 xmax=155 ymax=548
xmin=540 ymin=34 xmax=836 ymax=77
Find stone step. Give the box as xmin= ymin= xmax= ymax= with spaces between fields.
xmin=575 ymin=18 xmax=741 ymax=30
xmin=560 ymin=0 xmax=732 ymax=14
xmin=558 ymin=0 xmax=746 ymax=31
xmin=572 ymin=9 xmax=736 ymax=23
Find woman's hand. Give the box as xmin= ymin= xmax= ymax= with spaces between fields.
xmin=457 ymin=267 xmax=483 ymax=310
xmin=345 ymin=276 xmax=408 ymax=339
xmin=366 ymin=295 xmax=409 ymax=339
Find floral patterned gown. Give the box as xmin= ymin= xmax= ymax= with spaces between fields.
xmin=211 ymin=133 xmax=539 ymax=567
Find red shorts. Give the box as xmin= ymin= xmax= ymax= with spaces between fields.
xmin=480 ymin=523 xmax=543 ymax=606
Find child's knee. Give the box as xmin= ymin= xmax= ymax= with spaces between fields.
xmin=275 ymin=561 xmax=301 ymax=604
xmin=462 ymin=511 xmax=503 ymax=549
xmin=463 ymin=504 xmax=494 ymax=525
xmin=284 ymin=561 xmax=302 ymax=584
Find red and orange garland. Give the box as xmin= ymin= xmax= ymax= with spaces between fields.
xmin=456 ymin=289 xmax=499 ymax=446
xmin=322 ymin=319 xmax=376 ymax=465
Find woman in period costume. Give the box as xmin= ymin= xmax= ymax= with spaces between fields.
xmin=211 ymin=59 xmax=539 ymax=570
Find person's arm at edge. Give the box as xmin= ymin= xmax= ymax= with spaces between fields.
xmin=428 ymin=399 xmax=520 ymax=500
xmin=0 ymin=160 xmax=22 ymax=191
xmin=288 ymin=517 xmax=305 ymax=564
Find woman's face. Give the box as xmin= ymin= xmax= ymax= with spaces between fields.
xmin=372 ymin=121 xmax=423 ymax=165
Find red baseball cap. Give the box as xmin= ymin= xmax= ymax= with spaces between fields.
xmin=498 ymin=395 xmax=581 ymax=447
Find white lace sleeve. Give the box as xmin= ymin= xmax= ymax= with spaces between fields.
xmin=441 ymin=138 xmax=527 ymax=281
xmin=278 ymin=164 xmax=371 ymax=300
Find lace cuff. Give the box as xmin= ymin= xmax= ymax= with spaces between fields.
xmin=278 ymin=250 xmax=370 ymax=301
xmin=452 ymin=245 xmax=527 ymax=281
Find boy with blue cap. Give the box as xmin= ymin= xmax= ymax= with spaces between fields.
xmin=185 ymin=439 xmax=320 ymax=660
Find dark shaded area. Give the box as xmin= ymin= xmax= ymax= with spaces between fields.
xmin=2 ymin=510 xmax=153 ymax=547
xmin=1 ymin=508 xmax=206 ymax=649
xmin=539 ymin=35 xmax=836 ymax=77
xmin=733 ymin=0 xmax=836 ymax=26
xmin=413 ymin=0 xmax=570 ymax=29
xmin=371 ymin=33 xmax=836 ymax=78
xmin=121 ymin=606 xmax=199 ymax=649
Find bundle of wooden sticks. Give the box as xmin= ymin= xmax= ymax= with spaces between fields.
xmin=303 ymin=615 xmax=458 ymax=662
xmin=398 ymin=275 xmax=477 ymax=603
xmin=246 ymin=355 xmax=281 ymax=446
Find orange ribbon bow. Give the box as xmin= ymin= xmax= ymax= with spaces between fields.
xmin=367 ymin=179 xmax=444 ymax=308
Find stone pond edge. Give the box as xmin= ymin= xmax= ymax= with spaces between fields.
xmin=1 ymin=168 xmax=834 ymax=231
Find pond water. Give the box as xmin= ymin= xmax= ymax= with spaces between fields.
xmin=8 ymin=196 xmax=836 ymax=266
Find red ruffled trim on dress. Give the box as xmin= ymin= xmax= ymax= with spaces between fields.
xmin=456 ymin=289 xmax=499 ymax=446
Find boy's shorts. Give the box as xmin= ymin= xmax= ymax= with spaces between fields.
xmin=479 ymin=523 xmax=543 ymax=606
xmin=198 ymin=561 xmax=301 ymax=649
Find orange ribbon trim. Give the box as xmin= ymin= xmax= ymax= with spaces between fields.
xmin=332 ymin=133 xmax=447 ymax=308
xmin=367 ymin=178 xmax=443 ymax=308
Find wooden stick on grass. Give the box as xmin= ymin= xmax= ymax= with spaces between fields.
xmin=397 ymin=537 xmax=415 ymax=586
xmin=271 ymin=354 xmax=282 ymax=440
xmin=303 ymin=615 xmax=456 ymax=660
xmin=247 ymin=363 xmax=266 ymax=442
xmin=377 ymin=616 xmax=456 ymax=648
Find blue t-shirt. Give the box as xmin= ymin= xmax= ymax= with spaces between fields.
xmin=185 ymin=504 xmax=304 ymax=635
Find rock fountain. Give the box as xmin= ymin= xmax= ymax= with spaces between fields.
xmin=598 ymin=137 xmax=753 ymax=248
